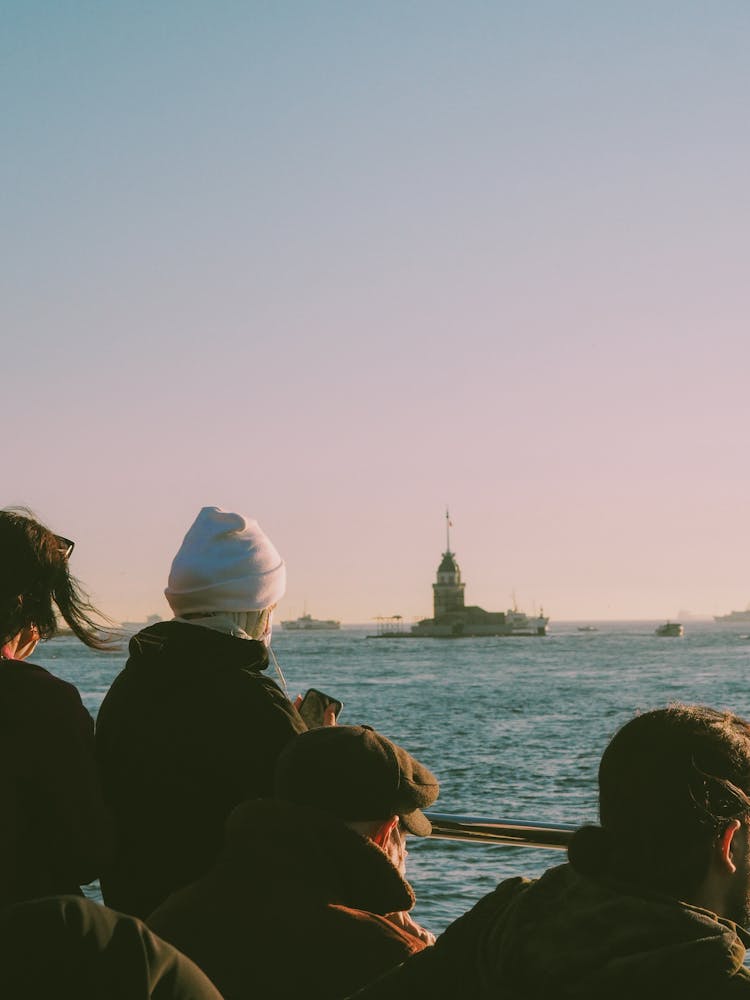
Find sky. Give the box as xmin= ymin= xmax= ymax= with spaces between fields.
xmin=2 ymin=2 xmax=749 ymax=624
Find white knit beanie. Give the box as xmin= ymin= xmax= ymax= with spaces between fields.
xmin=164 ymin=507 xmax=286 ymax=616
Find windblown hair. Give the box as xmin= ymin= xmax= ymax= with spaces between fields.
xmin=568 ymin=704 xmax=750 ymax=897
xmin=0 ymin=507 xmax=114 ymax=651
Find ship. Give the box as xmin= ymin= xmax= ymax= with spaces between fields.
xmin=409 ymin=511 xmax=549 ymax=638
xmin=120 ymin=614 xmax=162 ymax=634
xmin=714 ymin=606 xmax=750 ymax=623
xmin=655 ymin=621 xmax=684 ymax=637
xmin=280 ymin=613 xmax=341 ymax=631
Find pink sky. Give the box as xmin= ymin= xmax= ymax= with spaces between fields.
xmin=3 ymin=3 xmax=749 ymax=623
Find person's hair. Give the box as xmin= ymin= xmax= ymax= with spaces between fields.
xmin=568 ymin=704 xmax=750 ymax=897
xmin=0 ymin=507 xmax=114 ymax=651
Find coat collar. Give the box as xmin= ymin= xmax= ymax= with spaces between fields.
xmin=222 ymin=798 xmax=416 ymax=916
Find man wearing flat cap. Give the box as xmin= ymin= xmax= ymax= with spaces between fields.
xmin=148 ymin=725 xmax=440 ymax=1000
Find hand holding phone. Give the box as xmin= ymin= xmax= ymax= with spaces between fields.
xmin=298 ymin=688 xmax=343 ymax=729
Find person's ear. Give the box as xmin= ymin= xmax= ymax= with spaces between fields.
xmin=718 ymin=819 xmax=741 ymax=874
xmin=370 ymin=816 xmax=399 ymax=849
xmin=1 ymin=623 xmax=39 ymax=661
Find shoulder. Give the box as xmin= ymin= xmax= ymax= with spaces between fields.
xmin=410 ymin=875 xmax=531 ymax=975
xmin=0 ymin=658 xmax=84 ymax=711
xmin=205 ymin=665 xmax=294 ymax=709
xmin=0 ymin=896 xmax=222 ymax=999
xmin=0 ymin=657 xmax=71 ymax=687
xmin=223 ymin=672 xmax=306 ymax=732
xmin=246 ymin=671 xmax=294 ymax=700
xmin=441 ymin=875 xmax=531 ymax=938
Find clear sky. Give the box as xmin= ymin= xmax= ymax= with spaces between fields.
xmin=3 ymin=2 xmax=749 ymax=624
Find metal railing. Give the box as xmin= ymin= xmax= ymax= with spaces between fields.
xmin=425 ymin=812 xmax=575 ymax=850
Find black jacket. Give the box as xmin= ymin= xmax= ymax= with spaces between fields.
xmin=0 ymin=658 xmax=112 ymax=906
xmin=95 ymin=621 xmax=306 ymax=918
xmin=0 ymin=895 xmax=223 ymax=999
xmin=148 ymin=798 xmax=428 ymax=1000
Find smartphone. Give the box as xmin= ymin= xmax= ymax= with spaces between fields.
xmin=299 ymin=688 xmax=344 ymax=729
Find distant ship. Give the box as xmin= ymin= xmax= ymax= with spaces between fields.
xmin=281 ymin=613 xmax=341 ymax=631
xmin=655 ymin=621 xmax=684 ymax=637
xmin=714 ymin=606 xmax=750 ymax=623
xmin=409 ymin=511 xmax=548 ymax=638
xmin=120 ymin=614 xmax=162 ymax=634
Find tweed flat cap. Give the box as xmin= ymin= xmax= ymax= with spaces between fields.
xmin=274 ymin=725 xmax=439 ymax=835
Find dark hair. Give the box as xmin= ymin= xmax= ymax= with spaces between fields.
xmin=568 ymin=704 xmax=750 ymax=896
xmin=0 ymin=508 xmax=115 ymax=651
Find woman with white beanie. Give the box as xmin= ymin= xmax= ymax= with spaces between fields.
xmin=95 ymin=507 xmax=307 ymax=920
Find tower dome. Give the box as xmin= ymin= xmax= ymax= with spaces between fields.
xmin=437 ymin=551 xmax=461 ymax=582
xmin=437 ymin=552 xmax=460 ymax=577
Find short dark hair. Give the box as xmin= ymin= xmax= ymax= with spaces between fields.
xmin=0 ymin=507 xmax=114 ymax=650
xmin=568 ymin=704 xmax=750 ymax=896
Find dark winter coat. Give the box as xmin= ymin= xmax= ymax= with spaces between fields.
xmin=147 ymin=798 xmax=429 ymax=1000
xmin=95 ymin=621 xmax=306 ymax=918
xmin=349 ymin=862 xmax=750 ymax=999
xmin=0 ymin=895 xmax=224 ymax=999
xmin=0 ymin=658 xmax=112 ymax=906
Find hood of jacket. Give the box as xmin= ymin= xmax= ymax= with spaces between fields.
xmin=126 ymin=619 xmax=269 ymax=677
xmin=474 ymin=864 xmax=750 ymax=996
xmin=217 ymin=798 xmax=416 ymax=916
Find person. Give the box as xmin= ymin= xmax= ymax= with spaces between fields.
xmin=349 ymin=704 xmax=750 ymax=998
xmin=0 ymin=895 xmax=224 ymax=999
xmin=0 ymin=507 xmax=113 ymax=906
xmin=95 ymin=506 xmax=307 ymax=918
xmin=147 ymin=725 xmax=440 ymax=1000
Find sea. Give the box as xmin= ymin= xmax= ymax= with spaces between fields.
xmin=35 ymin=619 xmax=750 ymax=935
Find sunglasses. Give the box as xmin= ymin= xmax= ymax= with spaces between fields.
xmin=54 ymin=535 xmax=75 ymax=559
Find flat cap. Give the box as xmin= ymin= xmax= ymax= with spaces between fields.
xmin=274 ymin=725 xmax=439 ymax=835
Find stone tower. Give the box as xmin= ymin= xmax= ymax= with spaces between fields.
xmin=432 ymin=510 xmax=465 ymax=619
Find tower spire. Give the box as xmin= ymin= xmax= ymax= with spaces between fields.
xmin=445 ymin=507 xmax=452 ymax=553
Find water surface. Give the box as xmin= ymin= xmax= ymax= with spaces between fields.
xmin=36 ymin=620 xmax=750 ymax=933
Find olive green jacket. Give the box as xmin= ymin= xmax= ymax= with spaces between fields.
xmin=351 ymin=863 xmax=750 ymax=999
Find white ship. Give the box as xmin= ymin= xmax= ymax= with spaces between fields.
xmin=120 ymin=614 xmax=162 ymax=634
xmin=281 ymin=613 xmax=341 ymax=631
xmin=714 ymin=606 xmax=750 ymax=623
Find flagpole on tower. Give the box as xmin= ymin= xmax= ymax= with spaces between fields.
xmin=446 ymin=507 xmax=452 ymax=553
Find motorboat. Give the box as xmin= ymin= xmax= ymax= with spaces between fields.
xmin=655 ymin=621 xmax=684 ymax=637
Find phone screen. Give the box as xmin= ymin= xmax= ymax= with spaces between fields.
xmin=299 ymin=688 xmax=343 ymax=728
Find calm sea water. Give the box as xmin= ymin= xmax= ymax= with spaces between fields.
xmin=35 ymin=620 xmax=750 ymax=934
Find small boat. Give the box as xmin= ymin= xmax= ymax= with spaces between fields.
xmin=655 ymin=621 xmax=684 ymax=637
xmin=577 ymin=625 xmax=598 ymax=632
xmin=280 ymin=613 xmax=341 ymax=631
